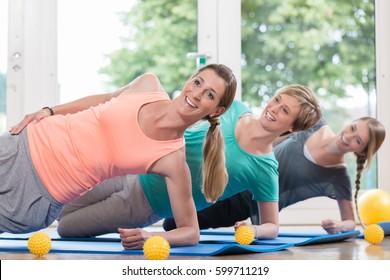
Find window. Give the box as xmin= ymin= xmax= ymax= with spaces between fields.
xmin=240 ymin=0 xmax=382 ymax=224
xmin=5 ymin=0 xmax=389 ymax=225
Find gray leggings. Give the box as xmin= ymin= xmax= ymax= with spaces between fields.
xmin=57 ymin=175 xmax=162 ymax=237
xmin=0 ymin=130 xmax=63 ymax=233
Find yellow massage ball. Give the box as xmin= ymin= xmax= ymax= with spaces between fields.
xmin=235 ymin=225 xmax=255 ymax=245
xmin=27 ymin=232 xmax=52 ymax=256
xmin=364 ymin=224 xmax=385 ymax=245
xmin=143 ymin=236 xmax=170 ymax=260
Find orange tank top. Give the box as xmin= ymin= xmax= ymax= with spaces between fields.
xmin=27 ymin=92 xmax=184 ymax=203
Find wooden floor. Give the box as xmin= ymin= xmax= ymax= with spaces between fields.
xmin=1 ymin=225 xmax=389 ymax=260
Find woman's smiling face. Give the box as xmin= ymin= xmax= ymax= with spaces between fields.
xmin=337 ymin=120 xmax=370 ymax=155
xmin=259 ymin=93 xmax=302 ymax=134
xmin=177 ymin=69 xmax=227 ymax=119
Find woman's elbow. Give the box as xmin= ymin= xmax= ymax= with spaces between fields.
xmin=270 ymin=223 xmax=279 ymax=238
xmin=258 ymin=223 xmax=279 ymax=239
xmin=269 ymin=229 xmax=278 ymax=239
xmin=189 ymin=229 xmax=200 ymax=246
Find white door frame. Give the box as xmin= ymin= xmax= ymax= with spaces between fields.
xmin=7 ymin=0 xmax=58 ymax=127
xmin=197 ymin=0 xmax=242 ymax=100
xmin=376 ymin=0 xmax=390 ymax=194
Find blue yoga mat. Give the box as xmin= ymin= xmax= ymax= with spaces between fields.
xmin=200 ymin=229 xmax=361 ymax=246
xmin=0 ymin=238 xmax=292 ymax=256
xmin=378 ymin=222 xmax=390 ymax=235
xmin=200 ymin=229 xmax=331 ymax=237
xmin=356 ymin=222 xmax=390 ymax=239
xmin=0 ymin=231 xmax=121 ymax=242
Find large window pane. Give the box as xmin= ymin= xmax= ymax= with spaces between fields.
xmin=241 ymin=0 xmax=377 ymax=191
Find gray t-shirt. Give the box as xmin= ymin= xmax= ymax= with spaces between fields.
xmin=274 ymin=118 xmax=352 ymax=210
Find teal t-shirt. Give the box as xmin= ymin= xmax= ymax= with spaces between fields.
xmin=139 ymin=100 xmax=279 ymax=217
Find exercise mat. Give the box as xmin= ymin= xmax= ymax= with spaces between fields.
xmin=200 ymin=229 xmax=361 ymax=246
xmin=0 ymin=238 xmax=292 ymax=256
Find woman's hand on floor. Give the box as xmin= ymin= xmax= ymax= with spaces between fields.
xmin=118 ymin=227 xmax=151 ymax=250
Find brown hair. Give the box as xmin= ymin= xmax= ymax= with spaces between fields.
xmin=352 ymin=117 xmax=386 ymax=227
xmin=191 ymin=64 xmax=237 ymax=202
xmin=276 ymin=85 xmax=322 ymax=136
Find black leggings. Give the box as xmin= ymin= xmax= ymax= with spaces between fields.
xmin=163 ymin=191 xmax=259 ymax=230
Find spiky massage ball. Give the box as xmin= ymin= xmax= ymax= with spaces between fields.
xmin=28 ymin=232 xmax=52 ymax=256
xmin=364 ymin=224 xmax=385 ymax=245
xmin=235 ymin=225 xmax=255 ymax=245
xmin=143 ymin=236 xmax=170 ymax=260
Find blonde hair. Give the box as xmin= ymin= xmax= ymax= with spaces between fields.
xmin=352 ymin=117 xmax=386 ymax=227
xmin=276 ymin=85 xmax=322 ymax=136
xmin=191 ymin=64 xmax=237 ymax=203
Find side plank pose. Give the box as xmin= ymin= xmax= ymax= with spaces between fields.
xmin=56 ymin=84 xmax=322 ymax=248
xmin=162 ymin=117 xmax=386 ymax=234
xmin=1 ymin=64 xmax=237 ymax=248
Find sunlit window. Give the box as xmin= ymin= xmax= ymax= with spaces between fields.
xmin=241 ymin=0 xmax=377 ymax=191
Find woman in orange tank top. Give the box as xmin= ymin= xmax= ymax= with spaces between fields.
xmin=3 ymin=64 xmax=237 ymax=248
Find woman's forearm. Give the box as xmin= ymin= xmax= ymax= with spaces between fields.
xmin=52 ymin=84 xmax=130 ymax=115
xmin=322 ymin=218 xmax=356 ymax=233
xmin=339 ymin=219 xmax=356 ymax=232
xmin=152 ymin=226 xmax=200 ymax=247
xmin=254 ymin=222 xmax=279 ymax=239
xmin=51 ymin=93 xmax=113 ymax=115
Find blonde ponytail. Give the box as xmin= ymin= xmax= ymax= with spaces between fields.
xmin=202 ymin=117 xmax=228 ymax=202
